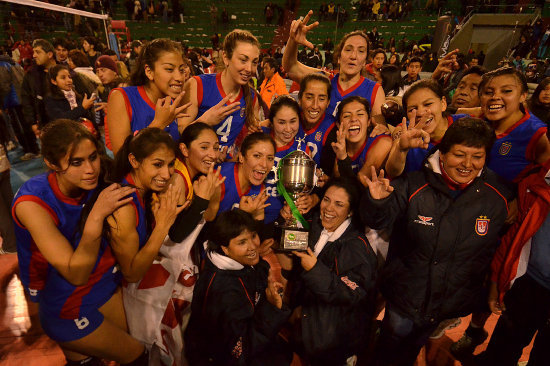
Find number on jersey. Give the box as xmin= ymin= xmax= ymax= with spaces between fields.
xmin=216 ymin=116 xmax=233 ymax=143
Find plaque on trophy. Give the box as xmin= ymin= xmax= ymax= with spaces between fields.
xmin=276 ymin=150 xmax=316 ymax=251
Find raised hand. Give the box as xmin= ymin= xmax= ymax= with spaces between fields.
xmin=370 ymin=122 xmax=389 ymax=137
xmin=258 ymin=238 xmax=275 ymax=257
xmin=265 ymin=275 xmax=284 ymax=309
xmin=239 ymin=189 xmax=270 ymax=220
xmin=331 ymin=121 xmax=348 ymax=161
xmin=288 ymin=10 xmax=319 ymax=49
xmin=152 ymin=184 xmax=187 ymax=230
xmin=431 ymin=49 xmax=460 ymax=80
xmin=92 ymin=183 xmax=135 ymax=219
xmin=82 ymin=93 xmax=96 ymax=110
xmin=216 ymin=146 xmax=228 ymax=164
xmin=153 ymin=91 xmax=192 ymax=129
xmin=294 ymin=193 xmax=319 ymax=215
xmin=196 ymin=93 xmax=241 ymax=126
xmin=397 ymin=114 xmax=430 ymax=151
xmin=94 ymin=101 xmax=107 ymax=113
xmin=193 ymin=165 xmax=226 ymax=201
xmin=362 ymin=165 xmax=394 ymax=200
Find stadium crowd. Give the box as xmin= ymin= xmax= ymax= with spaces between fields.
xmin=0 ymin=3 xmax=550 ymax=366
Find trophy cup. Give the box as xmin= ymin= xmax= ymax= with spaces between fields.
xmin=276 ymin=150 xmax=316 ymax=251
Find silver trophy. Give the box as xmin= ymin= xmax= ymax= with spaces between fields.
xmin=276 ymin=150 xmax=316 ymax=251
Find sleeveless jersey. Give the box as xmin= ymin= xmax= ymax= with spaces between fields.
xmin=12 ymin=172 xmax=120 ymax=318
xmin=195 ymin=73 xmax=257 ymax=151
xmin=123 ymin=174 xmax=149 ymax=248
xmin=262 ymin=127 xmax=310 ymax=223
xmin=350 ymin=134 xmax=392 ymax=173
xmin=114 ymin=86 xmax=180 ymax=142
xmin=218 ymin=162 xmax=264 ymax=215
xmin=404 ymin=114 xmax=467 ymax=174
xmin=488 ymin=111 xmax=547 ymax=182
xmin=327 ymin=74 xmax=381 ymax=118
xmin=174 ymin=158 xmax=194 ymax=201
xmin=301 ymin=112 xmax=336 ymax=166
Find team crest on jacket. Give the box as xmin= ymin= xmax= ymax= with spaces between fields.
xmin=414 ymin=215 xmax=434 ymax=226
xmin=315 ymin=131 xmax=322 ymax=142
xmin=475 ymin=216 xmax=490 ymax=236
xmin=498 ymin=142 xmax=512 ymax=156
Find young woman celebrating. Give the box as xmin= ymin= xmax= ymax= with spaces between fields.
xmin=385 ymin=79 xmax=468 ymax=178
xmin=528 ymin=76 xmax=550 ymax=124
xmin=282 ymin=10 xmax=385 ymax=123
xmin=106 ymin=39 xmax=190 ymax=154
xmin=12 ymin=120 xmax=147 ymax=365
xmin=107 ymin=128 xmax=184 ymax=283
xmin=44 ymin=65 xmax=97 ymax=124
xmin=181 ymin=29 xmax=262 ymax=157
xmin=480 ymin=67 xmax=550 ymax=182
xmin=329 ymin=96 xmax=392 ymax=179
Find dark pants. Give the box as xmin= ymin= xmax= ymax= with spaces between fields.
xmin=0 ymin=170 xmax=16 ymax=252
xmin=374 ymin=304 xmax=438 ymax=366
xmin=7 ymin=106 xmax=39 ymax=155
xmin=478 ymin=274 xmax=550 ymax=366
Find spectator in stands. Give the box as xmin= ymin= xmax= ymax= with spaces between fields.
xmin=67 ymin=49 xmax=101 ymax=96
xmin=447 ymin=66 xmax=487 ymax=113
xmin=265 ymin=2 xmax=275 ymax=24
xmin=323 ymin=37 xmax=334 ymax=52
xmin=528 ymin=77 xmax=550 ymax=123
xmin=319 ymin=2 xmax=328 ymax=21
xmin=366 ymin=48 xmax=387 ymax=81
xmin=44 ymin=65 xmax=96 ymax=125
xmin=380 ymin=64 xmax=404 ymax=97
xmin=82 ymin=37 xmax=101 ymax=70
xmin=107 ymin=39 xmax=187 ymax=154
xmin=402 ymin=56 xmax=422 ymax=87
xmin=388 ymin=53 xmax=400 ymax=68
xmin=95 ymin=55 xmax=128 ymax=121
xmin=209 ymin=3 xmax=218 ymax=32
xmin=259 ymin=57 xmax=289 ymax=108
xmin=372 ymin=0 xmax=381 ymax=20
xmin=307 ymin=47 xmax=322 ymax=68
xmin=221 ymin=7 xmax=229 ymax=29
xmin=127 ymin=40 xmax=143 ymax=74
xmin=20 ymin=39 xmax=56 ymax=159
xmin=513 ymin=35 xmax=531 ymax=59
xmin=469 ymin=55 xmax=479 ymax=67
xmin=368 ymin=26 xmax=381 ymax=48
xmin=103 ymin=49 xmax=130 ymax=80
xmin=53 ymin=38 xmax=69 ymax=65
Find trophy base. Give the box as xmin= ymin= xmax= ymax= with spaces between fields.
xmin=276 ymin=226 xmax=309 ymax=252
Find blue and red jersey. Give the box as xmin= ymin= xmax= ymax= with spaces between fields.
xmin=300 ymin=112 xmax=336 ymax=166
xmin=262 ymin=127 xmax=310 ymax=223
xmin=122 ymin=174 xmax=149 ymax=248
xmin=113 ymin=86 xmax=180 ymax=142
xmin=327 ymin=74 xmax=381 ymax=118
xmin=404 ymin=114 xmax=468 ymax=174
xmin=350 ymin=133 xmax=392 ymax=173
xmin=194 ymin=73 xmax=257 ymax=151
xmin=218 ymin=162 xmax=264 ymax=215
xmin=12 ymin=172 xmax=120 ymax=318
xmin=488 ymin=111 xmax=547 ymax=183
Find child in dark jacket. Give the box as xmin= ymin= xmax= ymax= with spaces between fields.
xmin=44 ymin=64 xmax=96 ymax=124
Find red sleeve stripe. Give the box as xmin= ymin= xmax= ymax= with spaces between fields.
xmin=322 ymin=122 xmax=336 ymax=146
xmin=12 ymin=195 xmax=59 ymax=228
xmin=371 ymin=83 xmax=381 ymax=107
xmin=238 ymin=277 xmax=254 ymax=309
xmin=408 ymin=183 xmax=428 ymax=202
xmin=484 ymin=182 xmax=509 ymax=214
xmin=526 ymin=127 xmax=547 ymax=163
xmin=194 ymin=76 xmax=203 ymax=106
xmin=112 ymin=87 xmax=132 ymax=121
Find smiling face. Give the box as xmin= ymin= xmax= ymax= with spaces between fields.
xmin=320 ymin=186 xmax=351 ymax=232
xmin=538 ymin=84 xmax=550 ymax=106
xmin=405 ymin=88 xmax=447 ymax=136
xmin=50 ymin=138 xmax=100 ymax=197
xmin=239 ymin=141 xmax=275 ymax=186
xmin=299 ymin=80 xmax=330 ymax=127
xmin=440 ymin=144 xmax=486 ymax=184
xmin=145 ymin=51 xmax=185 ymax=99
xmin=180 ymin=129 xmax=219 ymax=176
xmin=223 ymin=41 xmax=260 ymax=86
xmin=451 ymin=73 xmax=482 ymax=108
xmin=480 ymin=74 xmax=526 ymax=126
xmin=130 ymin=145 xmax=176 ymax=192
xmin=52 ymin=69 xmax=73 ymax=92
xmin=221 ymin=229 xmax=260 ymax=266
xmin=338 ymin=35 xmax=368 ymax=77
xmin=340 ymin=100 xmax=369 ymax=145
xmin=272 ymin=106 xmax=300 ymax=147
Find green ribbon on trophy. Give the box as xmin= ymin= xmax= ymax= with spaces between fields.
xmin=277 ymin=152 xmax=310 ymax=230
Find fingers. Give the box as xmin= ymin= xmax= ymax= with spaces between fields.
xmin=408 ymin=110 xmax=417 ymax=129
xmin=173 ymin=90 xmax=185 ymax=106
xmin=292 ymin=250 xmax=306 ymax=258
xmin=370 ymin=165 xmax=378 ymax=181
xmin=302 ymin=9 xmax=313 ymax=24
xmin=306 ymin=247 xmax=315 ymax=257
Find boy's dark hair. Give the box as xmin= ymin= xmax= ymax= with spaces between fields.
xmin=408 ymin=56 xmax=422 ymax=66
xmin=208 ymin=210 xmax=258 ymax=253
xmin=438 ymin=117 xmax=495 ymax=155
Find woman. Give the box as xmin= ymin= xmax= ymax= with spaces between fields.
xmin=68 ymin=49 xmax=101 ymax=96
xmin=480 ymin=67 xmax=550 ymax=182
xmin=380 ymin=64 xmax=404 ymax=97
xmin=106 ymin=39 xmax=190 ymax=154
xmin=285 ymin=177 xmax=377 ymax=365
xmin=107 ymin=128 xmax=183 ymax=284
xmin=385 ymin=79 xmax=468 ymax=178
xmin=262 ymin=96 xmax=306 ymax=223
xmin=12 ymin=119 xmax=147 ymax=365
xmin=181 ymin=29 xmax=263 ymax=157
xmin=362 ymin=118 xmax=513 ymax=365
xmin=282 ymin=10 xmax=385 ymax=123
xmin=210 ymin=132 xmax=275 ymax=220
xmin=388 ymin=53 xmax=400 ymax=68
xmin=329 ymin=96 xmax=392 ymax=179
xmin=185 ymin=209 xmax=291 ymax=365
xmin=528 ymin=76 xmax=550 ymax=124
xmin=45 ymin=65 xmax=96 ymax=125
